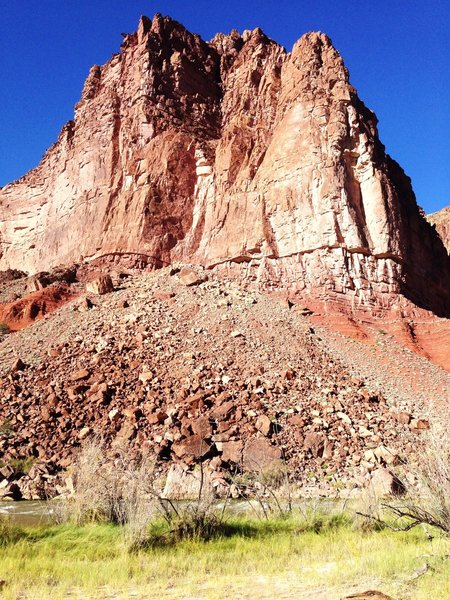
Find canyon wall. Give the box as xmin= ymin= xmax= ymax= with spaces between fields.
xmin=1 ymin=14 xmax=449 ymax=316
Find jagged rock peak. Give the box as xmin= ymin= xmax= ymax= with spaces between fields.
xmin=0 ymin=14 xmax=449 ymax=318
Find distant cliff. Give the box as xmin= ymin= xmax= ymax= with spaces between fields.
xmin=427 ymin=206 xmax=450 ymax=253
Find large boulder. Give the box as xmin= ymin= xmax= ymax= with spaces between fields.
xmin=163 ymin=463 xmax=212 ymax=499
xmin=242 ymin=438 xmax=282 ymax=472
xmin=86 ymin=274 xmax=114 ymax=295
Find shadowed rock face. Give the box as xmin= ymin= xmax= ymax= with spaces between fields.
xmin=0 ymin=14 xmax=449 ymax=316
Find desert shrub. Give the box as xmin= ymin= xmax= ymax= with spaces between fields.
xmin=383 ymin=422 xmax=450 ymax=534
xmin=0 ymin=419 xmax=14 ymax=438
xmin=260 ymin=459 xmax=289 ymax=489
xmin=56 ymin=437 xmax=158 ymax=530
xmin=296 ymin=509 xmax=351 ymax=534
xmin=228 ymin=460 xmax=293 ymax=520
xmin=143 ymin=461 xmax=231 ymax=548
xmin=57 ymin=437 xmax=231 ymax=550
xmin=355 ymin=422 xmax=450 ymax=535
xmin=352 ymin=490 xmax=386 ymax=532
xmin=147 ymin=506 xmax=226 ymax=547
xmin=290 ymin=496 xmax=352 ymax=534
xmin=9 ymin=457 xmax=35 ymax=474
xmin=0 ymin=322 xmax=9 ymax=335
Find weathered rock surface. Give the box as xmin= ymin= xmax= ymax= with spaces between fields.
xmin=0 ymin=14 xmax=449 ymax=319
xmin=427 ymin=205 xmax=450 ymax=252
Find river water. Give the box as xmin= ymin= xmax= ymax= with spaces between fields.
xmin=0 ymin=500 xmax=54 ymax=527
xmin=0 ymin=497 xmax=337 ymax=528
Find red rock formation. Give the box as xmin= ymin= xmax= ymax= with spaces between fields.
xmin=0 ymin=285 xmax=77 ymax=331
xmin=0 ymin=14 xmax=449 ymax=319
xmin=427 ymin=206 xmax=450 ymax=252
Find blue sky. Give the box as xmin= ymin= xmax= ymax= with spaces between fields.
xmin=1 ymin=1 xmax=448 ymax=213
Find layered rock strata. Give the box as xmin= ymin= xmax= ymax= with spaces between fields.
xmin=1 ymin=14 xmax=449 ymax=316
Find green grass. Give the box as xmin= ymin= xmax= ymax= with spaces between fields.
xmin=0 ymin=515 xmax=448 ymax=599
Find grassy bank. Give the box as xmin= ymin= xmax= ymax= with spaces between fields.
xmin=0 ymin=514 xmax=448 ymax=599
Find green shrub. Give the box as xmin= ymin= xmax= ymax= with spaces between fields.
xmin=10 ymin=457 xmax=36 ymax=475
xmin=0 ymin=419 xmax=14 ymax=438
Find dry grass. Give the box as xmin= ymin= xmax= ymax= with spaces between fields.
xmin=56 ymin=438 xmax=235 ymax=549
xmin=55 ymin=437 xmax=159 ymax=542
xmin=383 ymin=421 xmax=450 ymax=534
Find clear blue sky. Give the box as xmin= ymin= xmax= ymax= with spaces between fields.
xmin=1 ymin=1 xmax=449 ymax=213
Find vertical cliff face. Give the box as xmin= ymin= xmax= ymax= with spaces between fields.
xmin=0 ymin=15 xmax=221 ymax=272
xmin=0 ymin=14 xmax=449 ymax=316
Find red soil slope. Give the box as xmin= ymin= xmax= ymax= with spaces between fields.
xmin=0 ymin=285 xmax=78 ymax=331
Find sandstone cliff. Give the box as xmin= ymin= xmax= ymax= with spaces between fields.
xmin=1 ymin=14 xmax=449 ymax=317
xmin=427 ymin=206 xmax=450 ymax=252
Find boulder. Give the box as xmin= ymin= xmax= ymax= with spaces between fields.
xmin=70 ymin=369 xmax=90 ymax=382
xmin=172 ymin=435 xmax=210 ymax=460
xmin=191 ymin=416 xmax=213 ymax=438
xmin=255 ymin=414 xmax=272 ymax=436
xmin=304 ymin=432 xmax=325 ymax=458
xmin=26 ymin=275 xmax=47 ymax=293
xmin=410 ymin=418 xmax=430 ymax=431
xmin=153 ymin=290 xmax=175 ymax=301
xmin=369 ymin=468 xmax=405 ymax=497
xmin=86 ymin=275 xmax=114 ymax=295
xmin=0 ymin=465 xmax=14 ymax=479
xmin=179 ymin=268 xmax=204 ymax=287
xmin=163 ymin=463 xmax=212 ymax=499
xmin=242 ymin=438 xmax=282 ymax=471
xmin=219 ymin=440 xmax=244 ymax=464
xmin=394 ymin=412 xmax=412 ymax=425
xmin=11 ymin=358 xmax=26 ymax=372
